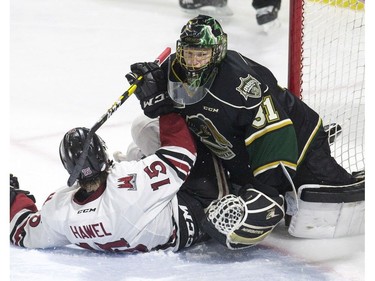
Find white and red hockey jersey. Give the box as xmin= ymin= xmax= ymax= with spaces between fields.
xmin=10 ymin=113 xmax=196 ymax=253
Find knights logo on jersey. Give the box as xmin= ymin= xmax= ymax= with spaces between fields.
xmin=186 ymin=113 xmax=235 ymax=160
xmin=236 ymin=74 xmax=262 ymax=100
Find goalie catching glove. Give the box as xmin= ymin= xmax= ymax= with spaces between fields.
xmin=202 ymin=185 xmax=284 ymax=250
xmin=128 ymin=62 xmax=175 ymax=119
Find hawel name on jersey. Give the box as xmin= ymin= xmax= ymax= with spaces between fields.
xmin=70 ymin=222 xmax=112 ymax=239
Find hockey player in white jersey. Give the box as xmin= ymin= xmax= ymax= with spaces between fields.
xmin=10 ymin=112 xmax=201 ymax=252
xmin=9 ymin=62 xmax=205 ymax=252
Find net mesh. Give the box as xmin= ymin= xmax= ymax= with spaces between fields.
xmin=293 ymin=0 xmax=365 ymax=172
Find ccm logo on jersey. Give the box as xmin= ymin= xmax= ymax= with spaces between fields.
xmin=77 ymin=208 xmax=96 ymax=214
xmin=203 ymin=106 xmax=219 ymax=113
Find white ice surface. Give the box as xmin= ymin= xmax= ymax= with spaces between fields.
xmin=3 ymin=0 xmax=373 ymax=280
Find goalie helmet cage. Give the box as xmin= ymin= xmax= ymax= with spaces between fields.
xmin=288 ymin=0 xmax=365 ymax=173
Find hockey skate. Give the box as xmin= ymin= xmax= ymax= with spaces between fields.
xmin=256 ymin=5 xmax=281 ymax=33
xmin=179 ymin=0 xmax=233 ymax=17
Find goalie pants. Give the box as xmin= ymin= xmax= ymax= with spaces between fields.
xmin=248 ymin=124 xmax=358 ymax=195
xmin=293 ymin=125 xmax=357 ymax=188
xmin=180 ymin=140 xmax=229 ymax=208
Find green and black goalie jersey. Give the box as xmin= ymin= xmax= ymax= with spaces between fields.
xmin=162 ymin=50 xmax=321 ymax=191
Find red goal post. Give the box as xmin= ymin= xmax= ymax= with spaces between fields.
xmin=288 ymin=0 xmax=365 ymax=173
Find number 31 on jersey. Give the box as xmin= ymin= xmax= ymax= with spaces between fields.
xmin=252 ymin=96 xmax=280 ymax=129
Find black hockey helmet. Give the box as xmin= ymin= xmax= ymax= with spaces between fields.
xmin=168 ymin=15 xmax=227 ymax=105
xmin=59 ymin=127 xmax=109 ymax=184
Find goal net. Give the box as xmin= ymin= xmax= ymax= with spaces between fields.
xmin=288 ymin=0 xmax=365 ymax=173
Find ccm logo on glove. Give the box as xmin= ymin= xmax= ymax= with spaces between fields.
xmin=142 ymin=92 xmax=169 ymax=108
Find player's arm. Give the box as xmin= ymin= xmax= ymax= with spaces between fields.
xmin=10 ymin=174 xmax=70 ymax=248
xmin=10 ymin=174 xmax=37 ymax=221
xmin=110 ymin=112 xmax=197 ymax=210
xmin=244 ymin=93 xmax=298 ymax=189
xmin=154 ymin=112 xmax=197 ymax=183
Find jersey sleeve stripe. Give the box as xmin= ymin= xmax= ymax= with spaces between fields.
xmin=253 ymin=160 xmax=297 ymax=177
xmin=157 ymin=148 xmax=195 ymax=167
xmin=10 ymin=210 xmax=33 ymax=247
xmin=167 ymin=158 xmax=191 ymax=177
xmin=156 ymin=148 xmax=195 ymax=181
xmin=296 ymin=117 xmax=322 ymax=165
xmin=245 ymin=119 xmax=293 ymax=146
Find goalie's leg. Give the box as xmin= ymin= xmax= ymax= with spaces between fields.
xmin=285 ymin=179 xmax=365 ymax=238
xmin=293 ymin=125 xmax=359 ymax=187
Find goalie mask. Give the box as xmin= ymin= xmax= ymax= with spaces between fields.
xmin=168 ymin=14 xmax=227 ymax=105
xmin=59 ymin=127 xmax=109 ymax=184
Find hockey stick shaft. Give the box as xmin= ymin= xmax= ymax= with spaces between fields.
xmin=67 ymin=47 xmax=172 ymax=186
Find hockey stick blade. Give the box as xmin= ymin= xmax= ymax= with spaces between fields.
xmin=67 ymin=47 xmax=172 ymax=186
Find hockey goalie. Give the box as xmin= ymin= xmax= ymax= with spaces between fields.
xmin=126 ymin=14 xmax=365 ymax=249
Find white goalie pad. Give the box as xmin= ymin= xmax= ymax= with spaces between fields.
xmin=285 ymin=180 xmax=365 ymax=238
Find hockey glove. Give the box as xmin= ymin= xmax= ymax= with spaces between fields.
xmin=202 ymin=187 xmax=284 ymax=250
xmin=128 ymin=62 xmax=175 ymax=119
xmin=10 ymin=174 xmax=36 ymax=206
xmin=10 ymin=174 xmax=19 ymax=189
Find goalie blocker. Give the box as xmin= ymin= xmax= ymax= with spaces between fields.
xmin=285 ymin=178 xmax=365 ymax=238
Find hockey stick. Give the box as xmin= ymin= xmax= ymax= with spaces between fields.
xmin=67 ymin=47 xmax=172 ymax=186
